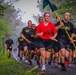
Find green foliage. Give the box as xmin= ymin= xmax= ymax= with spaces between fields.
xmin=25 ymin=65 xmax=38 ymax=75
xmin=0 ymin=18 xmax=9 ymax=50
xmin=25 ymin=66 xmax=44 ymax=75
xmin=0 ymin=18 xmax=9 ymax=39
xmin=0 ymin=51 xmax=26 ymax=75
xmin=0 ymin=4 xmax=11 ymax=40
xmin=0 ymin=4 xmax=6 ymax=16
xmin=56 ymin=0 xmax=76 ymax=13
xmin=51 ymin=0 xmax=76 ymax=23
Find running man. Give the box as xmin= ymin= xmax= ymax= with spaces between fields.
xmin=5 ymin=35 xmax=14 ymax=58
xmin=35 ymin=17 xmax=44 ymax=66
xmin=27 ymin=24 xmax=36 ymax=65
xmin=21 ymin=20 xmax=32 ymax=61
xmin=55 ymin=12 xmax=74 ymax=71
xmin=17 ymin=33 xmax=24 ymax=60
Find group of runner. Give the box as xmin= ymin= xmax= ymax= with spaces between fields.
xmin=5 ymin=12 xmax=76 ymax=71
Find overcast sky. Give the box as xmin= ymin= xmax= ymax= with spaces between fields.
xmin=4 ymin=0 xmax=42 ymax=25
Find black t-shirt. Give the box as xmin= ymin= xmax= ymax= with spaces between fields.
xmin=54 ymin=22 xmax=60 ymax=40
xmin=5 ymin=39 xmax=13 ymax=47
xmin=18 ymin=37 xmax=25 ymax=46
xmin=29 ymin=29 xmax=36 ymax=41
xmin=74 ymin=28 xmax=76 ymax=34
xmin=73 ymin=28 xmax=76 ymax=40
xmin=55 ymin=20 xmax=74 ymax=42
xmin=21 ymin=27 xmax=32 ymax=40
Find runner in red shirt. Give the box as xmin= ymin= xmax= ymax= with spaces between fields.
xmin=36 ymin=12 xmax=57 ymax=71
xmin=36 ymin=21 xmax=56 ymax=39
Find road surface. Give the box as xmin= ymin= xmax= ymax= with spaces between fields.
xmin=12 ymin=48 xmax=76 ymax=75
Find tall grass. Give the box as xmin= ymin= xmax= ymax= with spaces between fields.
xmin=0 ymin=50 xmax=26 ymax=75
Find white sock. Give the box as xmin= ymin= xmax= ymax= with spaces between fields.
xmin=42 ymin=65 xmax=45 ymax=68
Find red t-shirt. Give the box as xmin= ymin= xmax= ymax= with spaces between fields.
xmin=36 ymin=22 xmax=57 ymax=39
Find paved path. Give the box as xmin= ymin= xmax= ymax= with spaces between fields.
xmin=12 ymin=49 xmax=76 ymax=75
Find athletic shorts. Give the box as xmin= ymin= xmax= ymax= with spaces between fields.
xmin=59 ymin=39 xmax=72 ymax=51
xmin=7 ymin=47 xmax=12 ymax=51
xmin=18 ymin=45 xmax=24 ymax=51
xmin=34 ymin=39 xmax=40 ymax=49
xmin=22 ymin=42 xmax=28 ymax=47
xmin=28 ymin=42 xmax=36 ymax=50
xmin=53 ymin=41 xmax=60 ymax=53
xmin=37 ymin=38 xmax=54 ymax=52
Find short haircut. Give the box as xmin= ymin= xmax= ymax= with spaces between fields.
xmin=44 ymin=12 xmax=50 ymax=17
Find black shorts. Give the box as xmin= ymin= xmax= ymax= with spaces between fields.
xmin=22 ymin=42 xmax=28 ymax=47
xmin=59 ymin=39 xmax=72 ymax=51
xmin=37 ymin=38 xmax=54 ymax=52
xmin=18 ymin=45 xmax=24 ymax=51
xmin=53 ymin=41 xmax=60 ymax=53
xmin=7 ymin=47 xmax=12 ymax=51
xmin=28 ymin=42 xmax=36 ymax=50
xmin=34 ymin=39 xmax=40 ymax=49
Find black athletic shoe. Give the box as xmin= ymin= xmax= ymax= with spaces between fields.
xmin=61 ymin=66 xmax=67 ymax=71
xmin=48 ymin=61 xmax=51 ymax=65
xmin=74 ymin=58 xmax=76 ymax=65
xmin=37 ymin=61 xmax=40 ymax=67
xmin=29 ymin=60 xmax=33 ymax=65
xmin=61 ymin=63 xmax=67 ymax=71
xmin=20 ymin=57 xmax=22 ymax=61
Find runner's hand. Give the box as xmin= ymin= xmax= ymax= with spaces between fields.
xmin=27 ymin=40 xmax=31 ymax=44
xmin=71 ymin=40 xmax=76 ymax=43
xmin=50 ymin=37 xmax=55 ymax=40
xmin=60 ymin=22 xmax=64 ymax=27
xmin=69 ymin=37 xmax=73 ymax=43
xmin=37 ymin=32 xmax=43 ymax=36
xmin=50 ymin=37 xmax=58 ymax=42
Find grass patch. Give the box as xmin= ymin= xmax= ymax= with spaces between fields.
xmin=0 ymin=50 xmax=26 ymax=75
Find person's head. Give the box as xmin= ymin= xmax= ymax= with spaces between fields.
xmin=64 ymin=12 xmax=71 ymax=22
xmin=27 ymin=20 xmax=32 ymax=28
xmin=8 ymin=35 xmax=11 ymax=40
xmin=38 ymin=17 xmax=43 ymax=23
xmin=31 ymin=24 xmax=36 ymax=30
xmin=43 ymin=12 xmax=50 ymax=22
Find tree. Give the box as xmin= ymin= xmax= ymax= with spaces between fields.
xmin=0 ymin=2 xmax=23 ymax=48
xmin=37 ymin=0 xmax=76 ymax=25
xmin=50 ymin=0 xmax=76 ymax=24
xmin=0 ymin=4 xmax=6 ymax=16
